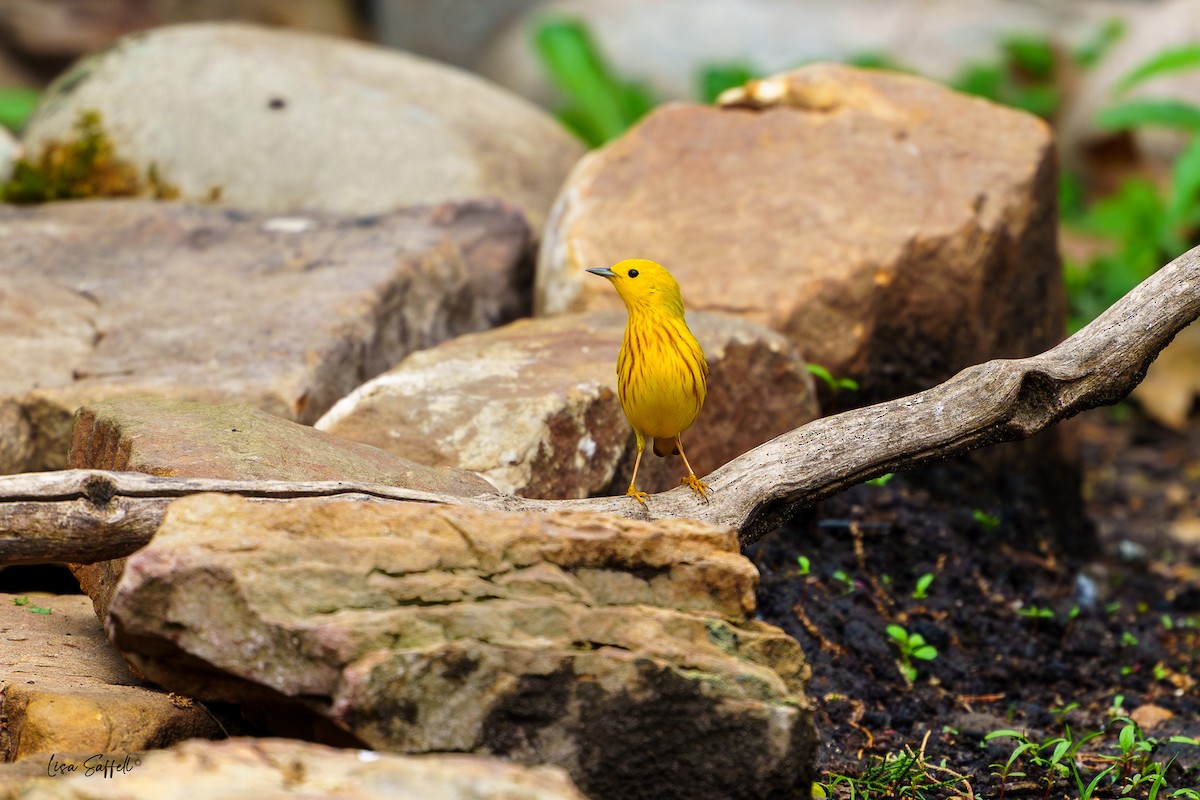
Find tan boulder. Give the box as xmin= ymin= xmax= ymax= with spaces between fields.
xmin=105 ymin=494 xmax=817 ymax=799
xmin=66 ymin=395 xmax=499 ymax=620
xmin=0 ymin=592 xmax=222 ymax=762
xmin=22 ymin=22 xmax=583 ymax=233
xmin=0 ymin=198 xmax=532 ymax=474
xmin=537 ymin=63 xmax=1064 ymax=405
xmin=317 ymin=311 xmax=819 ymax=498
xmin=1 ymin=737 xmax=586 ymax=800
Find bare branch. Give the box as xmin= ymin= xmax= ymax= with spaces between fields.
xmin=1 ymin=244 xmax=1198 ymax=563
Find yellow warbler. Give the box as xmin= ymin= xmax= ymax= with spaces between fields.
xmin=586 ymin=259 xmax=710 ymax=504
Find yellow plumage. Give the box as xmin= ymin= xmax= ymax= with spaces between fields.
xmin=586 ymin=258 xmax=710 ymax=504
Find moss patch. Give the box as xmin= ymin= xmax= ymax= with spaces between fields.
xmin=2 ymin=111 xmax=178 ymax=203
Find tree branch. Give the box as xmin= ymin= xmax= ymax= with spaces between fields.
xmin=2 ymin=244 xmax=1198 ymax=564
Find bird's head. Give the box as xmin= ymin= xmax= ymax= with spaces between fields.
xmin=586 ymin=259 xmax=685 ymax=315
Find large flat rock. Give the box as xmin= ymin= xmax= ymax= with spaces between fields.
xmin=104 ymin=494 xmax=817 ymax=799
xmin=0 ymin=592 xmax=222 ymax=762
xmin=0 ymin=198 xmax=532 ymax=473
xmin=317 ymin=311 xmax=819 ymax=498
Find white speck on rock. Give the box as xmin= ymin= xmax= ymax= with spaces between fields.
xmin=262 ymin=216 xmax=315 ymax=233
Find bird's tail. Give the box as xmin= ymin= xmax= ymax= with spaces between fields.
xmin=652 ymin=437 xmax=678 ymax=457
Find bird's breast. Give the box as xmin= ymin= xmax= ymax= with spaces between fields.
xmin=617 ymin=313 xmax=708 ymax=439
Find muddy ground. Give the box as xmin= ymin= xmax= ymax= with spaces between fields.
xmin=751 ymin=406 xmax=1200 ymax=798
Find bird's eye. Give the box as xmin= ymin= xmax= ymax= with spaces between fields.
xmin=627 ymin=269 xmax=639 ymax=278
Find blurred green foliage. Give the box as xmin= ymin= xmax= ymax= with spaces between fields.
xmin=0 ymin=87 xmax=39 ymax=132
xmin=532 ymin=18 xmax=654 ymax=146
xmin=949 ymin=34 xmax=1061 ymax=119
xmin=1065 ymin=43 xmax=1200 ymax=330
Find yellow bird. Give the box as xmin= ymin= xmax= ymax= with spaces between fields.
xmin=586 ymin=259 xmax=710 ymax=504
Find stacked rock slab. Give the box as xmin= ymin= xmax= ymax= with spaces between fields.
xmin=106 ymin=494 xmax=817 ymax=800
xmin=0 ymin=199 xmax=532 ymax=474
xmin=65 ymin=396 xmax=498 ymax=621
xmin=316 ymin=311 xmax=820 ymax=498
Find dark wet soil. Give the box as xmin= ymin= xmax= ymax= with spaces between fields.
xmin=751 ymin=406 xmax=1200 ymax=799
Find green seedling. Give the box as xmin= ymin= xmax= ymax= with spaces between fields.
xmin=806 ymin=363 xmax=859 ymax=394
xmin=831 ymin=569 xmax=855 ymax=594
xmin=866 ymin=473 xmax=895 ymax=487
xmin=12 ymin=595 xmax=51 ymax=614
xmin=972 ymin=509 xmax=1001 ymax=530
xmin=816 ymin=742 xmax=972 ymax=799
xmin=1017 ymin=605 xmax=1056 ymax=620
xmin=796 ymin=555 xmax=810 ymax=576
xmin=886 ymin=624 xmax=938 ymax=683
xmin=912 ymin=573 xmax=934 ymax=600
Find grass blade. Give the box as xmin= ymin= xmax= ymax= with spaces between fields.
xmin=1115 ymin=44 xmax=1200 ymax=95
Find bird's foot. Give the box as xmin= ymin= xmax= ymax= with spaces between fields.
xmin=625 ymin=486 xmax=650 ymax=506
xmin=681 ymin=473 xmax=711 ymax=500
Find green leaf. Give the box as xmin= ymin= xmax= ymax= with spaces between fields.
xmin=952 ymin=63 xmax=1004 ymax=102
xmin=885 ymin=624 xmax=908 ymax=642
xmin=0 ymin=88 xmax=39 ymax=132
xmin=912 ymin=645 xmax=938 ymax=660
xmin=985 ymin=729 xmax=1026 ymax=741
xmin=972 ymin=509 xmax=1001 ymax=530
xmin=1097 ymin=99 xmax=1200 ymax=133
xmin=805 ymin=363 xmax=835 ymax=389
xmin=1167 ymin=135 xmax=1200 ymax=227
xmin=1115 ymin=44 xmax=1200 ymax=96
xmin=28 ymin=605 xmax=52 ymax=615
xmin=1074 ymin=18 xmax=1126 ymax=68
xmin=13 ymin=596 xmax=30 ymax=606
xmin=835 ymin=377 xmax=859 ymax=392
xmin=1004 ymin=35 xmax=1056 ymax=80
xmin=531 ymin=17 xmax=652 ymax=146
xmin=866 ymin=472 xmax=894 ymax=487
xmin=1047 ymin=738 xmax=1071 ymax=764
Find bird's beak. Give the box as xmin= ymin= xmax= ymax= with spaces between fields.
xmin=586 ymin=267 xmax=617 ymax=278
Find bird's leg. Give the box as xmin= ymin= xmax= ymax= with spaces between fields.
xmin=626 ymin=430 xmax=650 ymax=506
xmin=675 ymin=435 xmax=710 ymax=500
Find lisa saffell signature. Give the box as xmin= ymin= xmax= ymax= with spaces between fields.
xmin=46 ymin=753 xmax=142 ymax=779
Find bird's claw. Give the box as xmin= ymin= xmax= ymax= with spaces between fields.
xmin=682 ymin=473 xmax=711 ymax=501
xmin=625 ymin=487 xmax=650 ymax=506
